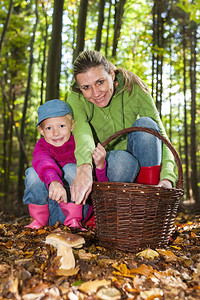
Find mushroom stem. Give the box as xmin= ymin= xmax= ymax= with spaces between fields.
xmin=57 ymin=244 xmax=75 ymax=270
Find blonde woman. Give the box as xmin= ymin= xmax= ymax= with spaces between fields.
xmin=67 ymin=50 xmax=176 ymax=205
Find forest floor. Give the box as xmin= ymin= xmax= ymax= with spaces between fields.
xmin=0 ymin=203 xmax=200 ymax=300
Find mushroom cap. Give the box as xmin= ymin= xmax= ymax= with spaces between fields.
xmin=45 ymin=232 xmax=85 ymax=249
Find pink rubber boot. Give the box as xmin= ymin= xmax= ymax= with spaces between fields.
xmin=59 ymin=202 xmax=86 ymax=230
xmin=136 ymin=165 xmax=161 ymax=185
xmin=25 ymin=203 xmax=49 ymax=229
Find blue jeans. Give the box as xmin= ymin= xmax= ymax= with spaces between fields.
xmin=23 ymin=163 xmax=77 ymax=225
xmin=106 ymin=117 xmax=162 ymax=182
xmin=23 ymin=117 xmax=161 ymax=224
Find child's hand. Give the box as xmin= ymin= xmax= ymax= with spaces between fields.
xmin=92 ymin=143 xmax=106 ymax=169
xmin=49 ymin=181 xmax=67 ymax=203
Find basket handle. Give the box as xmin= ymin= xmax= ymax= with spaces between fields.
xmin=102 ymin=126 xmax=184 ymax=190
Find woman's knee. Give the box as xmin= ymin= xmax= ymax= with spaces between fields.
xmin=133 ymin=117 xmax=160 ymax=131
xmin=106 ymin=150 xmax=140 ymax=182
xmin=128 ymin=118 xmax=162 ymax=166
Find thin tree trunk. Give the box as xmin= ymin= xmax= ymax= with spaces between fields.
xmin=73 ymin=0 xmax=89 ymax=62
xmin=46 ymin=0 xmax=64 ymax=100
xmin=155 ymin=0 xmax=164 ymax=116
xmin=3 ymin=95 xmax=8 ymax=203
xmin=189 ymin=21 xmax=199 ymax=204
xmin=18 ymin=0 xmax=39 ymax=200
xmin=169 ymin=39 xmax=172 ymax=141
xmin=112 ymin=0 xmax=126 ymax=57
xmin=6 ymin=86 xmax=15 ymax=205
xmin=95 ymin=0 xmax=105 ymax=51
xmin=183 ymin=23 xmax=190 ymax=200
xmin=151 ymin=1 xmax=156 ymax=98
xmin=0 ymin=0 xmax=14 ymax=55
xmin=40 ymin=2 xmax=48 ymax=105
xmin=105 ymin=0 xmax=112 ymax=57
xmin=0 ymin=80 xmax=29 ymax=166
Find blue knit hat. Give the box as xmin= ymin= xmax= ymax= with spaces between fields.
xmin=36 ymin=99 xmax=72 ymax=127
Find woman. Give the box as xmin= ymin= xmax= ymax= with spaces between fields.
xmin=67 ymin=50 xmax=176 ymax=205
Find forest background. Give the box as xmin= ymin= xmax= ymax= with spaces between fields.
xmin=0 ymin=0 xmax=199 ymax=217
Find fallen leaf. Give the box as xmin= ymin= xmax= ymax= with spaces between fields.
xmin=170 ymin=245 xmax=182 ymax=250
xmin=79 ymin=279 xmax=111 ymax=294
xmin=37 ymin=228 xmax=48 ymax=234
xmin=5 ymin=277 xmax=21 ymax=300
xmin=140 ymin=288 xmax=163 ymax=299
xmin=156 ymin=249 xmax=178 ymax=262
xmin=136 ymin=248 xmax=159 ymax=259
xmin=130 ymin=264 xmax=154 ymax=277
xmin=56 ymin=267 xmax=80 ymax=277
xmin=98 ymin=258 xmax=116 ymax=267
xmin=22 ymin=287 xmax=60 ymax=300
xmin=0 ymin=263 xmax=10 ymax=275
xmin=78 ymin=249 xmax=97 ymax=260
xmin=154 ymin=269 xmax=187 ymax=289
xmin=191 ymin=232 xmax=199 ymax=240
xmin=133 ymin=274 xmax=146 ymax=288
xmin=96 ymin=286 xmax=121 ymax=300
xmin=173 ymin=236 xmax=183 ymax=245
xmin=112 ymin=263 xmax=129 ymax=275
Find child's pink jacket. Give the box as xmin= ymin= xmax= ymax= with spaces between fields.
xmin=32 ymin=135 xmax=107 ymax=187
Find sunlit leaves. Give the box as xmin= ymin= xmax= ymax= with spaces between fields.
xmin=0 ymin=212 xmax=200 ymax=298
xmin=136 ymin=248 xmax=159 ymax=259
xmin=78 ymin=279 xmax=111 ymax=294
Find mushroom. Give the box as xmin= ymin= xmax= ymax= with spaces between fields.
xmin=45 ymin=232 xmax=85 ymax=270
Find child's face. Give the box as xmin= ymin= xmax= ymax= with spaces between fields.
xmin=38 ymin=114 xmax=74 ymax=147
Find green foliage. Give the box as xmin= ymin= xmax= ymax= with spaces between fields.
xmin=177 ymin=0 xmax=200 ymax=23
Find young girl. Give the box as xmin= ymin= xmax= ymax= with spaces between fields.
xmin=23 ymin=99 xmax=107 ymax=229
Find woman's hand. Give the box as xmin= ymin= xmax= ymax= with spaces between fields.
xmin=92 ymin=143 xmax=106 ymax=169
xmin=49 ymin=181 xmax=67 ymax=203
xmin=156 ymin=179 xmax=173 ymax=189
xmin=70 ymin=164 xmax=93 ymax=205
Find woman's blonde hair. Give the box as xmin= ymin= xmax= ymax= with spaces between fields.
xmin=72 ymin=50 xmax=149 ymax=95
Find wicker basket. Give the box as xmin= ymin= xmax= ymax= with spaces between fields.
xmin=91 ymin=127 xmax=184 ymax=252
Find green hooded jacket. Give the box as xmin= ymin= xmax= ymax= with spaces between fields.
xmin=67 ymin=73 xmax=177 ymax=185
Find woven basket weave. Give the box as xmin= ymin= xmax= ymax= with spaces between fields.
xmin=91 ymin=127 xmax=184 ymax=252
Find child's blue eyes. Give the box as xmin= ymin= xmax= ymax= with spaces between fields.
xmin=45 ymin=125 xmax=65 ymax=130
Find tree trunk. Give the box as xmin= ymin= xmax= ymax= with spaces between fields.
xmin=155 ymin=0 xmax=164 ymax=116
xmin=46 ymin=0 xmax=64 ymax=100
xmin=95 ymin=0 xmax=105 ymax=51
xmin=2 ymin=94 xmax=9 ymax=203
xmin=151 ymin=1 xmax=156 ymax=98
xmin=73 ymin=0 xmax=89 ymax=62
xmin=18 ymin=0 xmax=38 ymax=200
xmin=0 ymin=0 xmax=14 ymax=55
xmin=112 ymin=0 xmax=126 ymax=57
xmin=168 ymin=30 xmax=172 ymax=141
xmin=189 ymin=21 xmax=199 ymax=204
xmin=105 ymin=0 xmax=112 ymax=57
xmin=40 ymin=2 xmax=49 ymax=106
xmin=183 ymin=23 xmax=190 ymax=200
xmin=151 ymin=0 xmax=170 ymax=117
